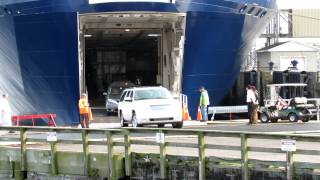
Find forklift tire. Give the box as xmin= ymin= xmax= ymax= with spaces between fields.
xmin=260 ymin=113 xmax=270 ymax=123
xmin=288 ymin=113 xmax=298 ymax=122
xmin=302 ymin=118 xmax=310 ymax=122
xmin=270 ymin=119 xmax=278 ymax=123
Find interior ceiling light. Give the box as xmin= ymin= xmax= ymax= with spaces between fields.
xmin=125 ymin=29 xmax=131 ymax=32
xmin=148 ymin=34 xmax=161 ymax=37
xmin=84 ymin=34 xmax=93 ymax=38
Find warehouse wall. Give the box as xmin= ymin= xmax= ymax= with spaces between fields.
xmin=258 ymin=50 xmax=320 ymax=72
xmin=257 ymin=52 xmax=271 ymax=70
xmin=271 ymin=51 xmax=319 ymax=71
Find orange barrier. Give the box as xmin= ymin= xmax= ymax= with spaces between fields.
xmin=196 ymin=106 xmax=203 ymax=121
xmin=88 ymin=107 xmax=93 ymax=122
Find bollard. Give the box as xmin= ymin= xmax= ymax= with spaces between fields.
xmin=286 ymin=151 xmax=293 ymax=180
xmin=14 ymin=161 xmax=25 ymax=180
xmin=124 ymin=130 xmax=132 ymax=177
xmin=107 ymin=132 xmax=115 ymax=180
xmin=82 ymin=130 xmax=90 ymax=176
xmin=19 ymin=128 xmax=27 ymax=179
xmin=50 ymin=142 xmax=58 ymax=175
xmin=198 ymin=132 xmax=206 ymax=180
xmin=158 ymin=130 xmax=167 ymax=179
xmin=241 ymin=134 xmax=249 ymax=180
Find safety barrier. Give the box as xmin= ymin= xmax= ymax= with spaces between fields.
xmin=11 ymin=114 xmax=57 ymax=126
xmin=208 ymin=105 xmax=248 ymax=120
xmin=180 ymin=94 xmax=191 ymax=120
xmin=0 ymin=126 xmax=320 ymax=180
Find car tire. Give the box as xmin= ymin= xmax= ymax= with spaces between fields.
xmin=158 ymin=124 xmax=165 ymax=128
xmin=288 ymin=113 xmax=298 ymax=122
xmin=260 ymin=112 xmax=270 ymax=123
xmin=172 ymin=121 xmax=183 ymax=128
xmin=131 ymin=112 xmax=141 ymax=128
xmin=119 ymin=112 xmax=127 ymax=127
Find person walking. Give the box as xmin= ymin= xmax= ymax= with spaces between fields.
xmin=246 ymin=85 xmax=257 ymax=124
xmin=135 ymin=75 xmax=142 ymax=86
xmin=199 ymin=86 xmax=210 ymax=122
xmin=0 ymin=94 xmax=12 ymax=127
xmin=78 ymin=93 xmax=92 ymax=128
xmin=251 ymin=86 xmax=259 ymax=124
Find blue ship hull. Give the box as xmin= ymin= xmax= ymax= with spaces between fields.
xmin=0 ymin=0 xmax=276 ymax=124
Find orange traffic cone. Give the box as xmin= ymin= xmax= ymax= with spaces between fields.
xmin=182 ymin=105 xmax=191 ymax=121
xmin=196 ymin=106 xmax=203 ymax=121
xmin=185 ymin=107 xmax=191 ymax=120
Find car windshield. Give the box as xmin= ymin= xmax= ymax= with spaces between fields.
xmin=134 ymin=88 xmax=172 ymax=100
xmin=108 ymin=82 xmax=135 ymax=95
xmin=109 ymin=86 xmax=125 ymax=95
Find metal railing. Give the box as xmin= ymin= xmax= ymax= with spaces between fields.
xmin=0 ymin=126 xmax=320 ymax=180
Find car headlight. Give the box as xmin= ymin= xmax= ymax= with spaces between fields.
xmin=107 ymin=99 xmax=118 ymax=105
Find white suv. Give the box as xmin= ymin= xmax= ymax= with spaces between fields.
xmin=118 ymin=87 xmax=183 ymax=128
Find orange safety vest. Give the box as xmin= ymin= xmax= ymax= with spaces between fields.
xmin=78 ymin=97 xmax=93 ymax=121
xmin=79 ymin=98 xmax=89 ymax=114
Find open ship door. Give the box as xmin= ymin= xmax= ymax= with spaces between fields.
xmin=13 ymin=12 xmax=80 ymax=125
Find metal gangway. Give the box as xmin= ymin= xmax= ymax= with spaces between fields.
xmin=208 ymin=105 xmax=248 ymax=120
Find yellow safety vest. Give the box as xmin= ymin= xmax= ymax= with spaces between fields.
xmin=199 ymin=90 xmax=210 ymax=106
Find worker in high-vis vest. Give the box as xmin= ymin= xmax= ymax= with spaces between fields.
xmin=78 ymin=93 xmax=93 ymax=128
xmin=199 ymin=86 xmax=210 ymax=121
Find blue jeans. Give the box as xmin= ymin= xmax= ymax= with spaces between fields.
xmin=201 ymin=106 xmax=208 ymax=121
xmin=80 ymin=114 xmax=89 ymax=128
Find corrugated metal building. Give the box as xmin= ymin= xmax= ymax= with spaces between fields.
xmin=292 ymin=9 xmax=320 ymax=37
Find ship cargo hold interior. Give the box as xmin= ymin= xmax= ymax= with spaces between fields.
xmin=79 ymin=13 xmax=186 ymax=107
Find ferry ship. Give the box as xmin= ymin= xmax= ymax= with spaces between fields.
xmin=0 ymin=0 xmax=276 ymax=124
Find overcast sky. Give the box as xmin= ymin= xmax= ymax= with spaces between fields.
xmin=277 ymin=0 xmax=320 ymax=9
